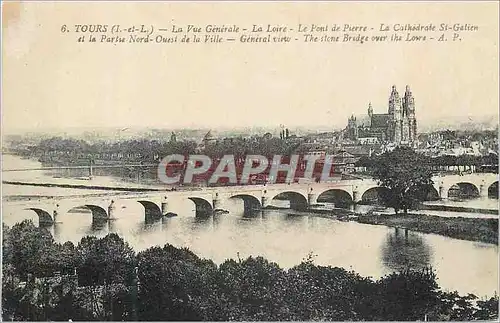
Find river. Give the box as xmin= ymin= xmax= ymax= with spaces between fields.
xmin=2 ymin=154 xmax=498 ymax=298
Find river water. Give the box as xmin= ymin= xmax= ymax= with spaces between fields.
xmin=2 ymin=154 xmax=498 ymax=297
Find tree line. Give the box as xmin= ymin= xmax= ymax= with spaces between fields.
xmin=13 ymin=136 xmax=301 ymax=161
xmin=11 ymin=136 xmax=498 ymax=169
xmin=357 ymin=153 xmax=498 ymax=169
xmin=2 ymin=220 xmax=498 ymax=321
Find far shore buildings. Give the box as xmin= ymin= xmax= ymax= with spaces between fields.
xmin=345 ymin=85 xmax=418 ymax=147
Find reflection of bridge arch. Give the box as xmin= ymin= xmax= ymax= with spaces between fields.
xmin=188 ymin=197 xmax=213 ymax=217
xmin=26 ymin=208 xmax=53 ymax=225
xmin=488 ymin=181 xmax=498 ymax=199
xmin=270 ymin=191 xmax=308 ymax=210
xmin=137 ymin=200 xmax=163 ymax=222
xmin=230 ymin=194 xmax=261 ymax=212
xmin=447 ymin=182 xmax=480 ymax=199
xmin=317 ymin=189 xmax=353 ymax=208
xmin=360 ymin=187 xmax=390 ymax=205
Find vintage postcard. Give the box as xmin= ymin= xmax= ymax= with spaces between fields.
xmin=1 ymin=1 xmax=498 ymax=321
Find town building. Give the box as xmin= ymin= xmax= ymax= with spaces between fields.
xmin=196 ymin=130 xmax=218 ymax=152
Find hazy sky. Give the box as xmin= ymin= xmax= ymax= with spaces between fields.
xmin=2 ymin=2 xmax=499 ymax=133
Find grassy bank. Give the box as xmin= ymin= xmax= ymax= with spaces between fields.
xmin=357 ymin=213 xmax=498 ymax=245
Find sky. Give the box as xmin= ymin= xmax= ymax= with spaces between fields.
xmin=2 ymin=2 xmax=499 ymax=134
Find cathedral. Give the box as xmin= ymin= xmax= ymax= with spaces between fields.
xmin=345 ymin=85 xmax=418 ymax=146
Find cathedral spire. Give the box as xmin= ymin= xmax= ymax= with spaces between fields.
xmin=388 ymin=85 xmax=400 ymax=115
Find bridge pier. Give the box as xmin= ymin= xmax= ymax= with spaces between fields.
xmin=479 ymin=181 xmax=489 ymax=198
xmin=53 ymin=203 xmax=60 ymax=223
xmin=161 ymin=196 xmax=169 ymax=215
xmin=438 ymin=185 xmax=448 ymax=199
xmin=213 ymin=192 xmax=222 ymax=210
xmin=352 ymin=188 xmax=362 ymax=203
xmin=158 ymin=196 xmax=177 ymax=218
xmin=261 ymin=190 xmax=271 ymax=208
xmin=308 ymin=188 xmax=318 ymax=207
xmin=108 ymin=200 xmax=117 ymax=220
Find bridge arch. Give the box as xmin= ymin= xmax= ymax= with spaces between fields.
xmin=488 ymin=181 xmax=498 ymax=199
xmin=447 ymin=182 xmax=480 ymax=199
xmin=230 ymin=194 xmax=261 ymax=213
xmin=317 ymin=189 xmax=353 ymax=208
xmin=424 ymin=185 xmax=440 ymax=201
xmin=270 ymin=191 xmax=308 ymax=211
xmin=188 ymin=197 xmax=213 ymax=217
xmin=25 ymin=208 xmax=54 ymax=225
xmin=360 ymin=187 xmax=390 ymax=205
xmin=68 ymin=204 xmax=109 ymax=222
xmin=137 ymin=200 xmax=163 ymax=222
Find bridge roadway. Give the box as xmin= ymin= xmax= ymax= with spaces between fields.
xmin=5 ymin=173 xmax=498 ymax=226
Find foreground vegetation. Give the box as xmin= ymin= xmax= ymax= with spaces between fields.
xmin=357 ymin=213 xmax=498 ymax=245
xmin=2 ymin=220 xmax=498 ymax=321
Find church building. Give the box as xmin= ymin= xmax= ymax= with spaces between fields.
xmin=345 ymin=85 xmax=418 ymax=146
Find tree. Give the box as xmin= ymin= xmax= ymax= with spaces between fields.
xmin=136 ymin=245 xmax=218 ymax=321
xmin=76 ymin=234 xmax=136 ymax=287
xmin=2 ymin=224 xmax=499 ymax=321
xmin=372 ymin=147 xmax=434 ymax=214
xmin=7 ymin=220 xmax=55 ymax=279
xmin=374 ymin=268 xmax=442 ymax=321
xmin=216 ymin=256 xmax=288 ymax=321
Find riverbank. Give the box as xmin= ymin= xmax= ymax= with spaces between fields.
xmin=2 ymin=180 xmax=165 ymax=192
xmin=261 ymin=206 xmax=499 ymax=244
xmin=356 ymin=213 xmax=498 ymax=245
xmin=419 ymin=203 xmax=498 ymax=215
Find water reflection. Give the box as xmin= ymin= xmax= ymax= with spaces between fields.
xmin=140 ymin=219 xmax=163 ymax=233
xmin=382 ymin=228 xmax=432 ymax=272
xmin=91 ymin=218 xmax=110 ymax=233
xmin=242 ymin=209 xmax=262 ymax=219
xmin=3 ymin=201 xmax=498 ymax=297
xmin=2 ymin=151 xmax=498 ymax=298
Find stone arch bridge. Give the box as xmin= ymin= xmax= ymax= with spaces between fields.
xmin=11 ymin=173 xmax=498 ymax=226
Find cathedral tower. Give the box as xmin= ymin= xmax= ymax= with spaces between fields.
xmin=346 ymin=115 xmax=358 ymax=140
xmin=388 ymin=85 xmax=402 ymax=143
xmin=403 ymin=85 xmax=417 ymax=143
